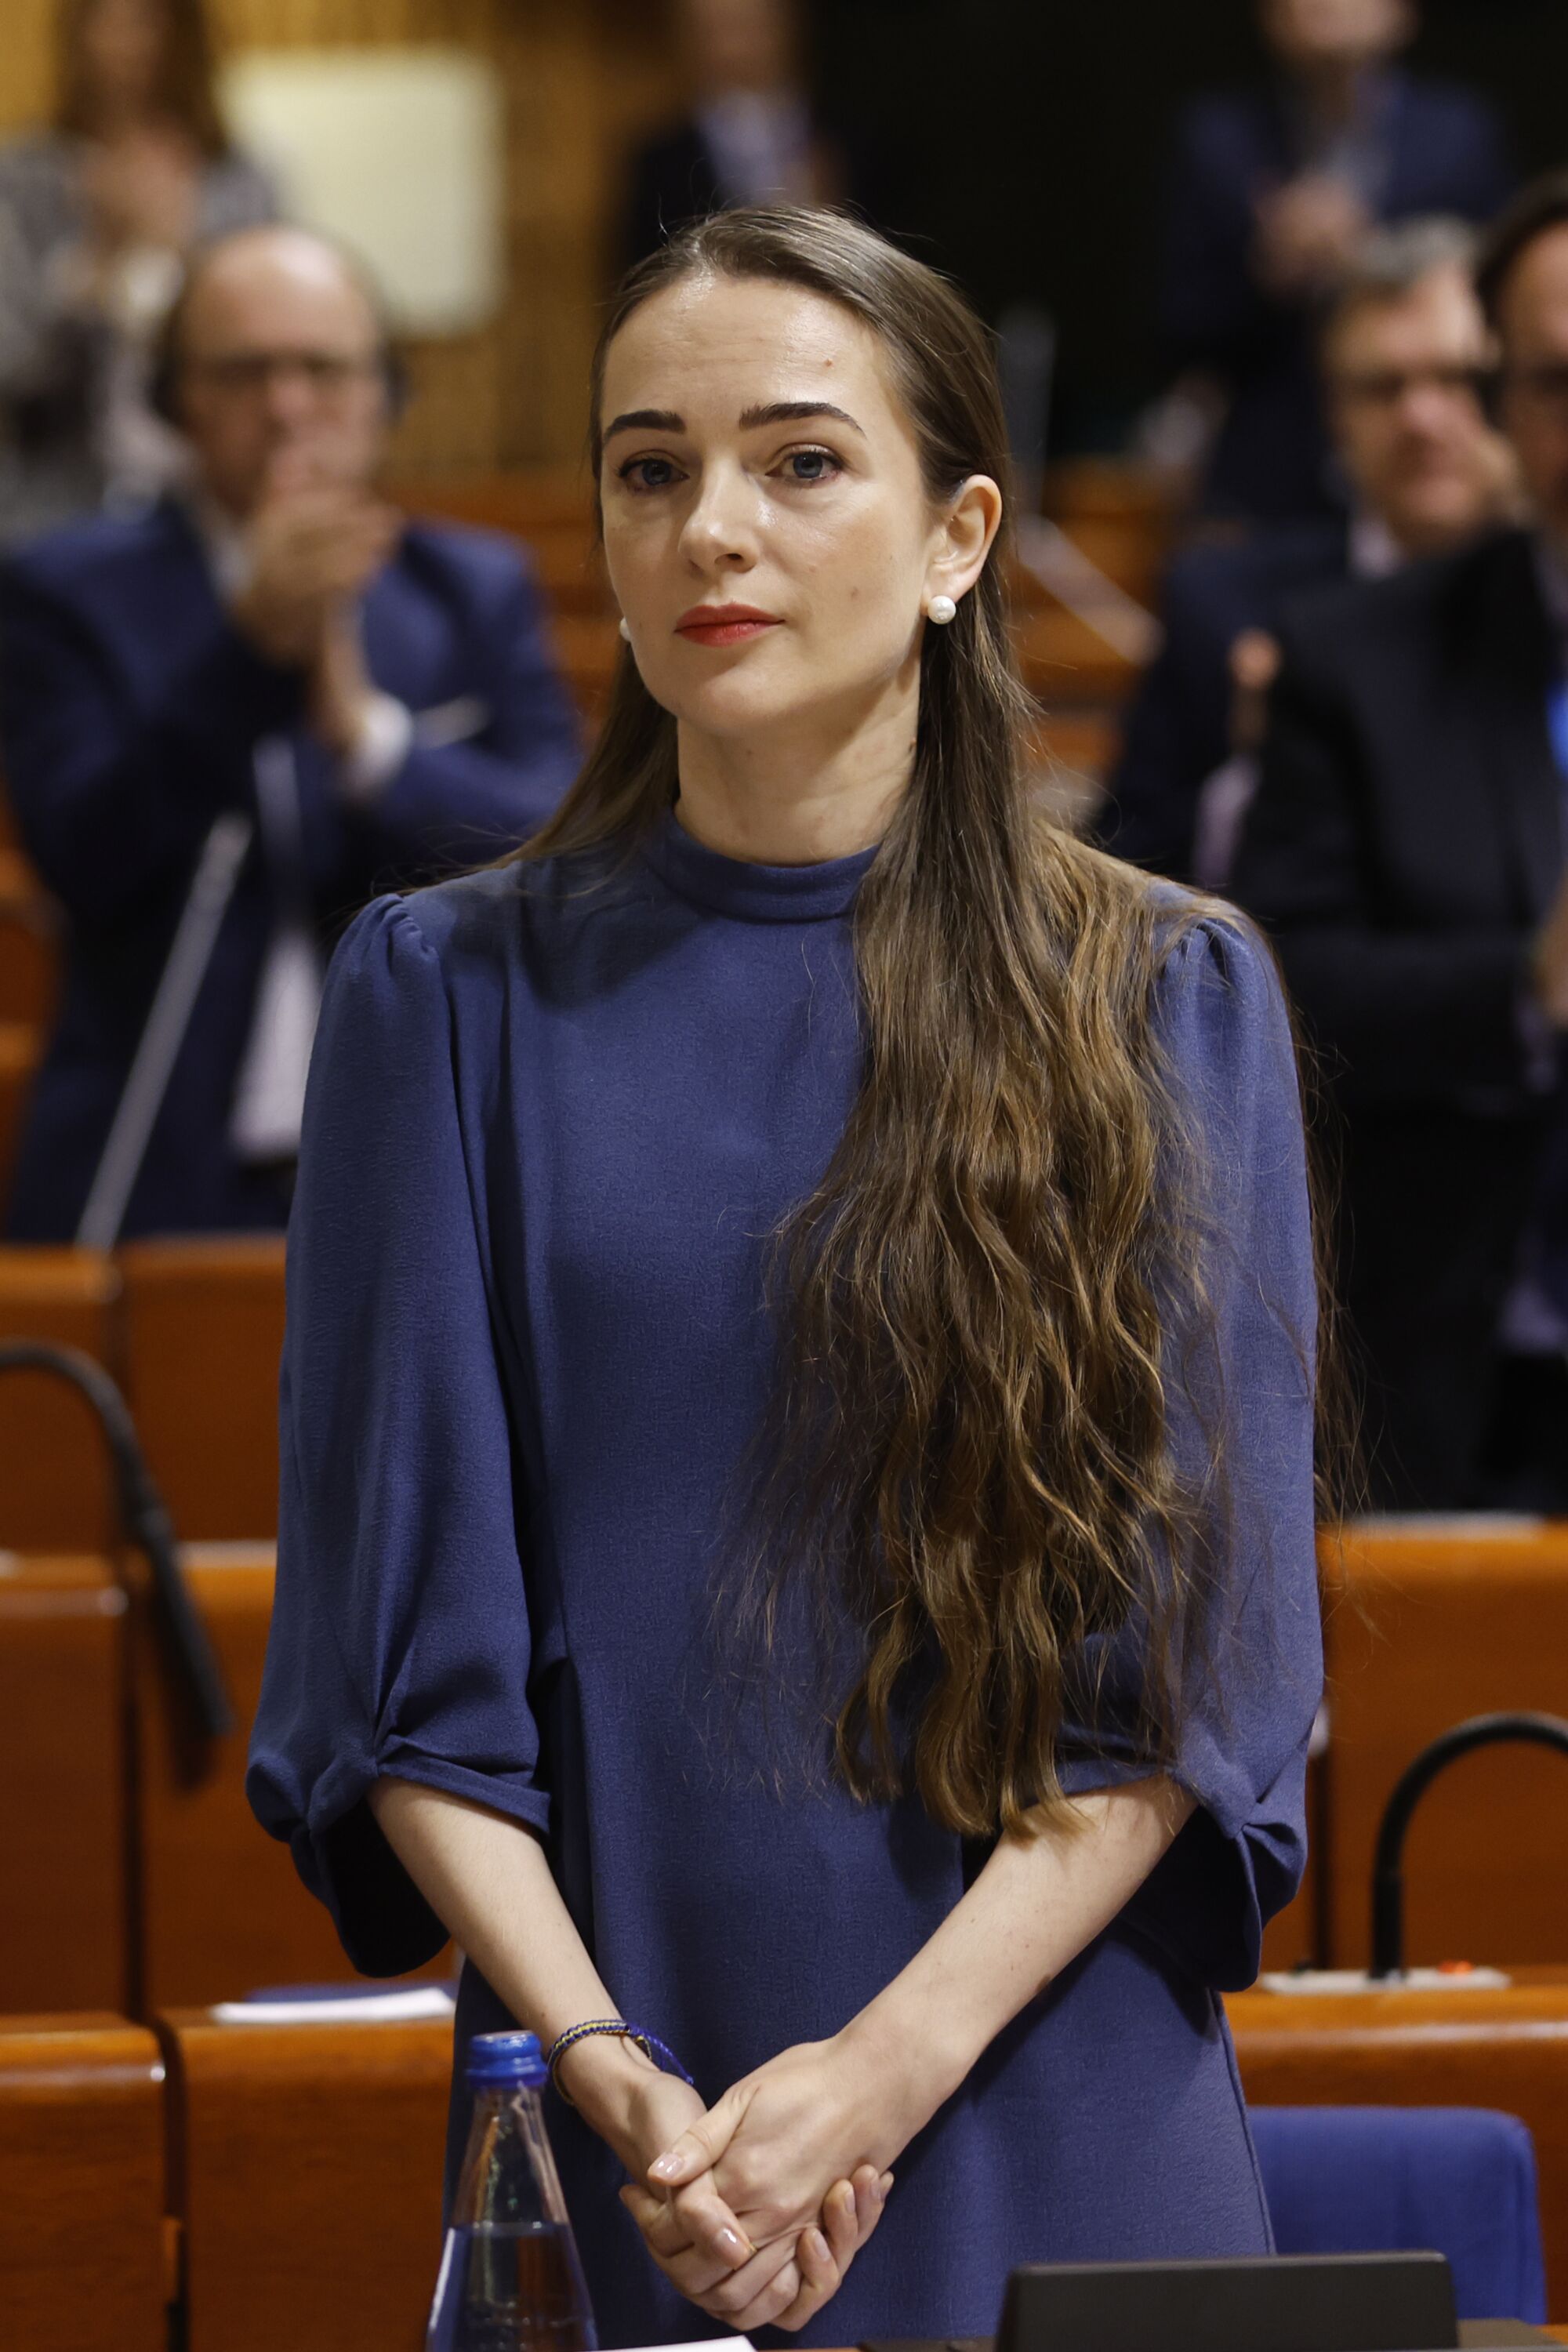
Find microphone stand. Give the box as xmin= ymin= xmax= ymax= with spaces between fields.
xmin=0 ymin=1340 xmax=234 ymax=1742
xmin=1370 ymin=1711 xmax=1568 ymax=1979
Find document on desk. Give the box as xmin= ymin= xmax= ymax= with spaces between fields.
xmin=619 ymin=2341 xmax=755 ymax=2352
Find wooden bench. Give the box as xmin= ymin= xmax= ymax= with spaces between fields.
xmin=158 ymin=2005 xmax=450 ymax=2352
xmin=0 ymin=1556 xmax=128 ymax=2012
xmin=134 ymin=1542 xmax=401 ymax=2009
xmin=0 ymin=2013 xmax=168 ymax=2350
xmin=1319 ymin=1522 xmax=1568 ymax=1968
xmin=118 ymin=1236 xmax=286 ymax=1542
xmin=1231 ymin=1965 xmax=1568 ymax=2313
xmin=0 ymin=1246 xmax=122 ymax=1550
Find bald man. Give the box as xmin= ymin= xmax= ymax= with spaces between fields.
xmin=0 ymin=226 xmax=580 ymax=1240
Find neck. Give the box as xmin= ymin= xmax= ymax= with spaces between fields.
xmin=673 ymin=674 xmax=916 ymax=865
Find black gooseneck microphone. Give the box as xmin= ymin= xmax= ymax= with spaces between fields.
xmin=0 ymin=1338 xmax=234 ymax=1740
xmin=1370 ymin=1708 xmax=1568 ymax=1977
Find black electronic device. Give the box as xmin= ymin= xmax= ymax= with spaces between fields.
xmin=862 ymin=2249 xmax=1462 ymax=2352
xmin=996 ymin=2253 xmax=1457 ymax=2352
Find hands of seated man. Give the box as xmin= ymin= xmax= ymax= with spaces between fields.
xmin=561 ymin=2027 xmax=898 ymax=2332
xmin=630 ymin=2031 xmax=917 ymax=2332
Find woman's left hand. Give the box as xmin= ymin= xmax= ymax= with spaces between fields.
xmin=644 ymin=2031 xmax=920 ymax=2253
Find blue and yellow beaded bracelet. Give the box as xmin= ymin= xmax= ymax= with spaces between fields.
xmin=545 ymin=2018 xmax=695 ymax=2105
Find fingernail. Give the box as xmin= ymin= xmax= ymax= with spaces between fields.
xmin=718 ymin=2227 xmax=750 ymax=2263
xmin=648 ymin=2153 xmax=681 ymax=2183
xmin=809 ymin=2229 xmax=830 ymax=2264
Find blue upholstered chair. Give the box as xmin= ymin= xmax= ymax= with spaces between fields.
xmin=1250 ymin=2107 xmax=1547 ymax=2323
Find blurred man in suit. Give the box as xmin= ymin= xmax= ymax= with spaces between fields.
xmin=620 ymin=0 xmax=874 ymax=269
xmin=0 ymin=225 xmax=580 ymax=1241
xmin=1104 ymin=216 xmax=1516 ymax=884
xmin=1232 ymin=171 xmax=1568 ymax=1510
xmin=1160 ymin=0 xmax=1510 ymax=521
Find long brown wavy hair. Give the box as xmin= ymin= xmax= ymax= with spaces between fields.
xmin=521 ymin=206 xmax=1302 ymax=1838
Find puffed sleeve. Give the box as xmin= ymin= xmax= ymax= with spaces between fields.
xmin=247 ymin=891 xmax=547 ymax=1974
xmin=1063 ymin=909 xmax=1324 ymax=1991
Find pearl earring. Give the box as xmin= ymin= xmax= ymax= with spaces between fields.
xmin=927 ymin=594 xmax=957 ymax=624
xmin=619 ymin=616 xmax=632 ymax=643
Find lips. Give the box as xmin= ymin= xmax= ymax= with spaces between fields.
xmin=675 ymin=604 xmax=782 ymax=647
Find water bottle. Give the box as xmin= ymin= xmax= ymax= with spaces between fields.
xmin=426 ymin=2030 xmax=598 ymax=2352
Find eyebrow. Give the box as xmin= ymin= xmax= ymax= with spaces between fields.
xmin=601 ymin=399 xmax=866 ymax=442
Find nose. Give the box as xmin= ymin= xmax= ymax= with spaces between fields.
xmin=260 ymin=365 xmax=318 ymax=435
xmin=676 ymin=457 xmax=761 ymax=576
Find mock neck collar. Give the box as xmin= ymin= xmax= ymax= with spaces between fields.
xmin=640 ymin=805 xmax=877 ymax=923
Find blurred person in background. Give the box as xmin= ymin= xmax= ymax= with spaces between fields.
xmin=1160 ymin=0 xmax=1510 ymax=523
xmin=1103 ymin=216 xmax=1516 ymax=884
xmin=1232 ymin=171 xmax=1568 ymax=1512
xmin=0 ymin=0 xmax=278 ymax=546
xmin=0 ymin=225 xmax=581 ymax=1243
xmin=621 ymin=0 xmax=873 ymax=268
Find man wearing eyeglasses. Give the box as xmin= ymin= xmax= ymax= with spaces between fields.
xmin=1233 ymin=171 xmax=1568 ymax=1512
xmin=1102 ymin=214 xmax=1516 ymax=885
xmin=0 ymin=225 xmax=581 ymax=1240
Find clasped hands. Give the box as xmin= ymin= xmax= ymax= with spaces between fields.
xmin=569 ymin=2029 xmax=910 ymax=2336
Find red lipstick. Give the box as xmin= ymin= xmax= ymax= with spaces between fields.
xmin=674 ymin=603 xmax=782 ymax=647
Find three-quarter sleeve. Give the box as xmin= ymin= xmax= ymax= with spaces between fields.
xmin=1068 ymin=910 xmax=1324 ymax=1991
xmin=247 ymin=892 xmax=548 ymax=1975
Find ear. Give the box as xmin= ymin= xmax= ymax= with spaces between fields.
xmin=925 ymin=474 xmax=1004 ymax=612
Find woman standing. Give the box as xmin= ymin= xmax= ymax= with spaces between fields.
xmin=250 ymin=208 xmax=1323 ymax=2347
xmin=0 ymin=0 xmax=276 ymax=544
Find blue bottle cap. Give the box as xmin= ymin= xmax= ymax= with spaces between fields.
xmin=466 ymin=2031 xmax=548 ymax=2091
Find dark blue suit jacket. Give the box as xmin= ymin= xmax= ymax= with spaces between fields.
xmin=1161 ymin=71 xmax=1511 ymax=520
xmin=1096 ymin=517 xmax=1348 ymax=879
xmin=0 ymin=499 xmax=582 ymax=1240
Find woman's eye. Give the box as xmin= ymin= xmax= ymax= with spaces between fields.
xmin=619 ymin=456 xmax=683 ymax=493
xmin=779 ymin=447 xmax=841 ymax=485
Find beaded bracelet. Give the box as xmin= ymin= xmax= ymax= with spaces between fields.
xmin=545 ymin=2018 xmax=695 ymax=2106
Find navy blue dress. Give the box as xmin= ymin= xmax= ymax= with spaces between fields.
xmin=249 ymin=812 xmax=1323 ymax=2348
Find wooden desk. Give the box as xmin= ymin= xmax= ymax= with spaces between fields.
xmin=118 ymin=1236 xmax=286 ymax=1541
xmin=1321 ymin=1524 xmax=1568 ymax=1965
xmin=0 ymin=2013 xmax=167 ymax=2350
xmin=0 ymin=1555 xmax=127 ymax=2010
xmin=134 ymin=1545 xmax=386 ymax=2007
xmin=1231 ymin=1965 xmax=1568 ymax=2311
xmin=159 ymin=2006 xmax=451 ymax=2352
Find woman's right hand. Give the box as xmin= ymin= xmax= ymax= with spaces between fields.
xmin=561 ymin=2034 xmax=887 ymax=2326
